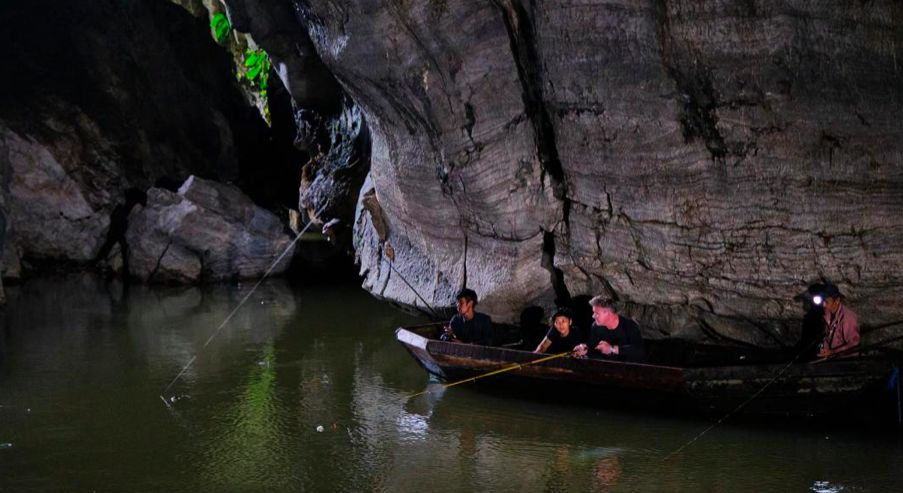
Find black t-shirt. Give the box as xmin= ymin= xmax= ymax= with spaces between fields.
xmin=449 ymin=312 xmax=493 ymax=345
xmin=544 ymin=325 xmax=584 ymax=354
xmin=585 ymin=316 xmax=646 ymax=363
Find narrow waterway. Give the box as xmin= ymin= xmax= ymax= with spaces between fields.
xmin=1 ymin=275 xmax=901 ymax=492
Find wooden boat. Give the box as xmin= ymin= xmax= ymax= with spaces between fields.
xmin=397 ymin=323 xmax=901 ymax=418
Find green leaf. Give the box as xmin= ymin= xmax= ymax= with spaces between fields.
xmin=210 ymin=13 xmax=231 ymax=43
xmin=247 ymin=65 xmax=262 ymax=80
xmin=211 ymin=14 xmax=227 ymax=32
xmin=245 ymin=53 xmax=260 ymax=67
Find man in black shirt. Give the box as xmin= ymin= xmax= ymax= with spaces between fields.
xmin=535 ymin=307 xmax=583 ymax=354
xmin=574 ymin=295 xmax=646 ymax=363
xmin=443 ymin=288 xmax=493 ymax=345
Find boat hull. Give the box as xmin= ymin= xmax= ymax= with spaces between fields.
xmin=397 ymin=327 xmax=899 ymax=418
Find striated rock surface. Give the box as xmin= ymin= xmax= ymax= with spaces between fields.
xmin=299 ymin=0 xmax=903 ymax=345
xmin=126 ymin=176 xmax=294 ymax=283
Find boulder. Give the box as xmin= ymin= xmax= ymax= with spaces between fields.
xmin=0 ymin=125 xmax=109 ymax=263
xmin=126 ymin=176 xmax=294 ymax=283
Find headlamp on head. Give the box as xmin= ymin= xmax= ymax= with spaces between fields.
xmin=812 ymin=295 xmax=823 ymax=306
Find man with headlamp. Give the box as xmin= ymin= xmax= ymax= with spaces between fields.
xmin=815 ymin=283 xmax=860 ymax=358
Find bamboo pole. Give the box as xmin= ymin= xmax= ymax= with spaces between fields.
xmin=410 ymin=350 xmax=573 ymax=398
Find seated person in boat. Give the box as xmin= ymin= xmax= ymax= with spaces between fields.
xmin=573 ymin=295 xmax=646 ymax=363
xmin=534 ymin=307 xmax=584 ymax=354
xmin=442 ymin=288 xmax=493 ymax=345
xmin=817 ymin=283 xmax=860 ymax=358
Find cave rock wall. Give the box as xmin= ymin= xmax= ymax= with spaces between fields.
xmin=302 ymin=0 xmax=903 ymax=344
xmin=0 ymin=0 xmax=274 ymax=276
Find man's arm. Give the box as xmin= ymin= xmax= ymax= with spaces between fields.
xmin=832 ymin=311 xmax=860 ymax=354
xmin=443 ymin=316 xmax=460 ymax=342
xmin=616 ymin=321 xmax=647 ymax=362
xmin=535 ymin=337 xmax=552 ymax=353
xmin=584 ymin=326 xmax=601 ymax=354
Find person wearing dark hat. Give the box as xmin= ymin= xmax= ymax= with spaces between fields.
xmin=442 ymin=288 xmax=493 ymax=345
xmin=817 ymin=283 xmax=860 ymax=358
xmin=574 ymin=295 xmax=646 ymax=363
xmin=534 ymin=308 xmax=584 ymax=354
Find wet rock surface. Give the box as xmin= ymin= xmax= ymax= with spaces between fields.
xmin=126 ymin=176 xmax=294 ymax=283
xmin=302 ymin=0 xmax=903 ymax=344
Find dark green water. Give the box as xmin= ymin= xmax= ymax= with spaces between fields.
xmin=1 ymin=275 xmax=901 ymax=492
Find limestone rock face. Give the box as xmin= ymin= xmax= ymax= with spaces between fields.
xmin=298 ymin=101 xmax=370 ymax=243
xmin=0 ymin=0 xmax=272 ymax=275
xmin=221 ymin=0 xmax=369 ymax=244
xmin=304 ymin=0 xmax=903 ymax=344
xmin=126 ymin=176 xmax=294 ymax=283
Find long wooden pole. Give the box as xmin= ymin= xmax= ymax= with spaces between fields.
xmin=410 ymin=350 xmax=573 ymax=398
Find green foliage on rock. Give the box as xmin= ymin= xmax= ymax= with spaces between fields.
xmin=210 ymin=12 xmax=231 ymax=44
xmin=243 ymin=49 xmax=271 ymax=124
xmin=206 ymin=11 xmax=271 ymax=126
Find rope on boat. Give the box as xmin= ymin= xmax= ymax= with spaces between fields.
xmin=409 ymin=351 xmax=573 ymax=398
xmin=159 ymin=205 xmax=327 ymax=407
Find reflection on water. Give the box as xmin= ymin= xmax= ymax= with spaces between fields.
xmin=1 ymin=274 xmax=902 ymax=492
